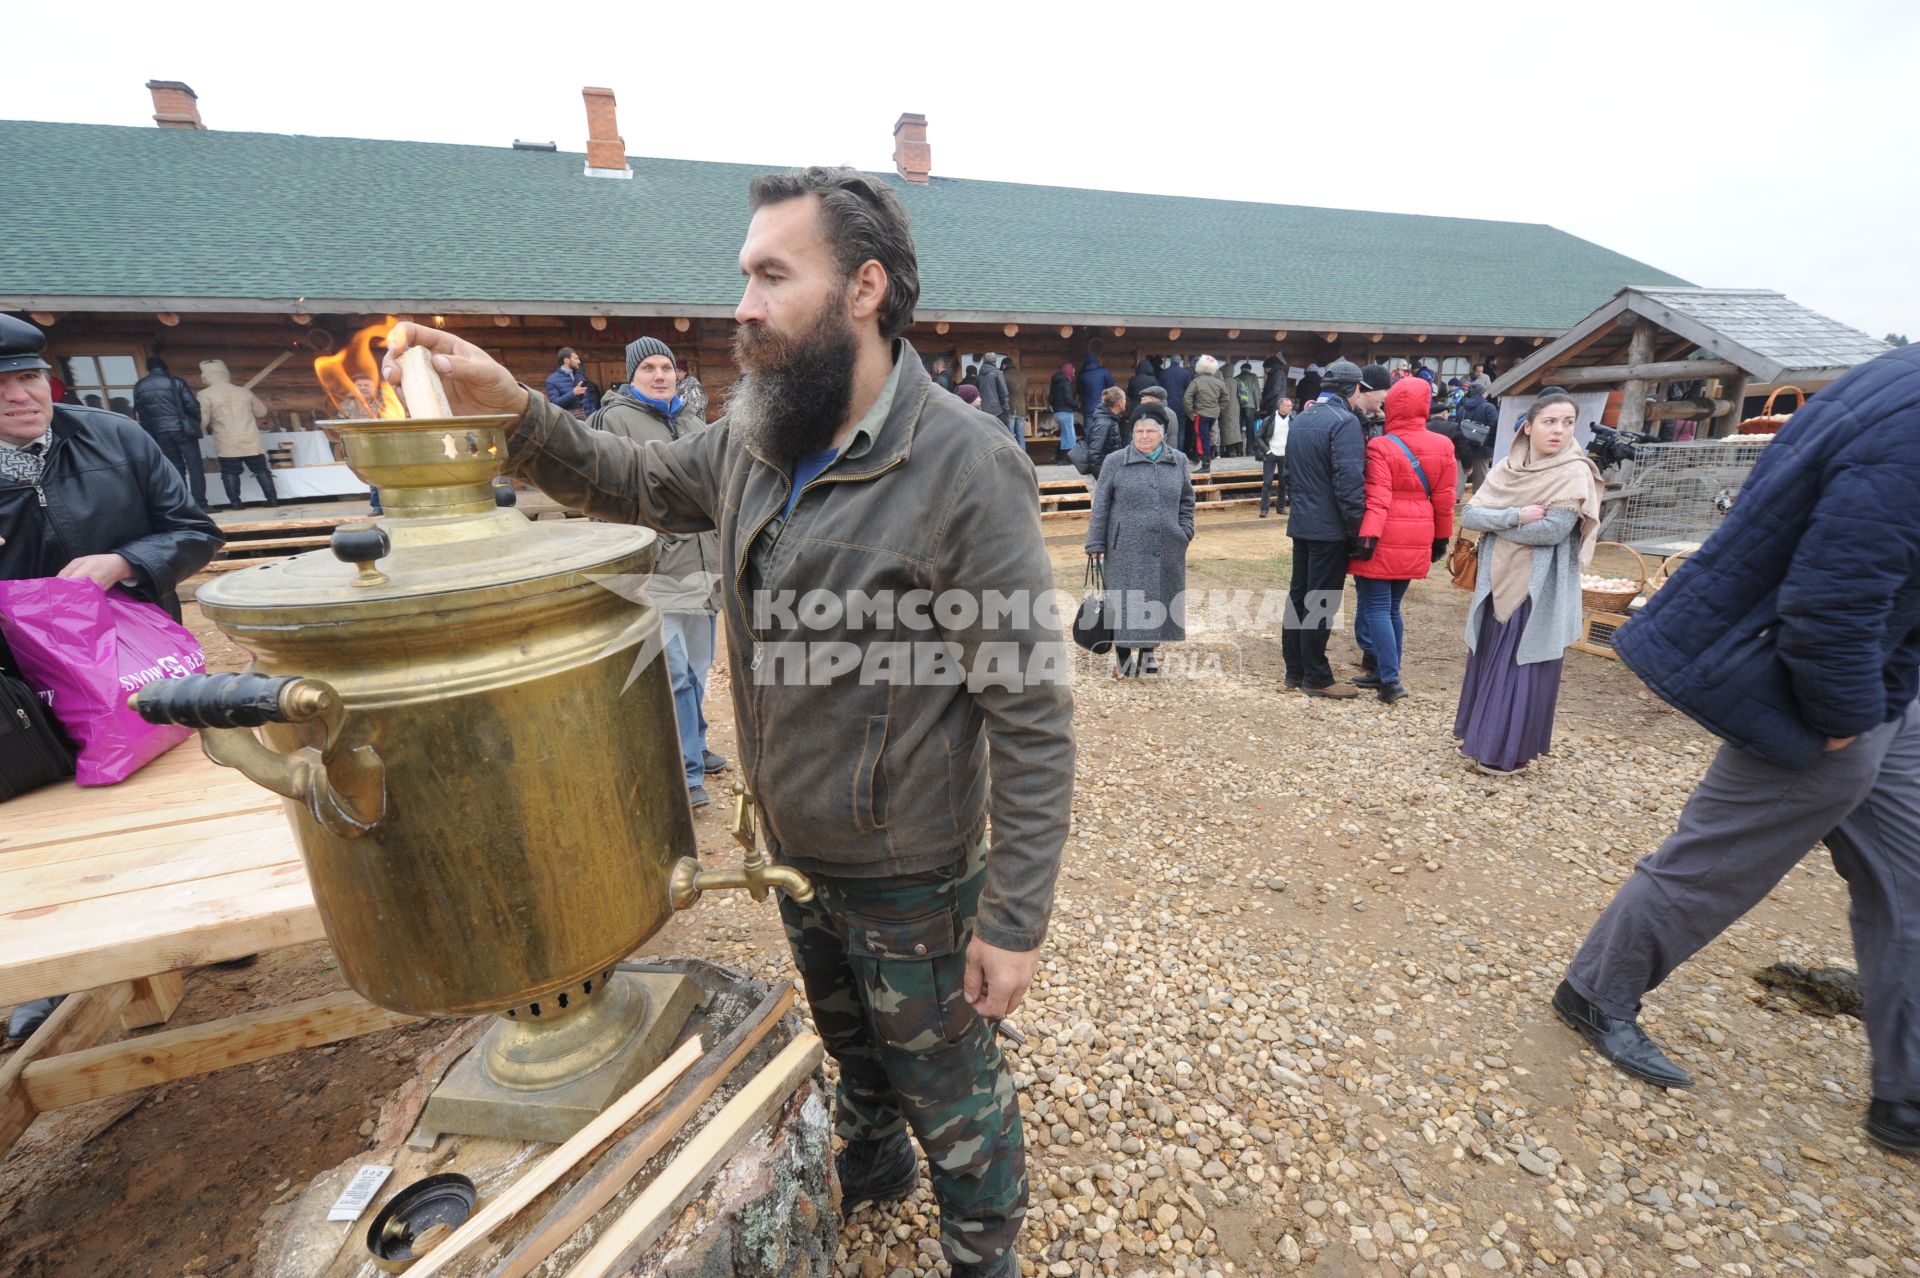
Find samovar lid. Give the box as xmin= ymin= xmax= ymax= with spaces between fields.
xmin=197 ymin=413 xmax=661 ymax=625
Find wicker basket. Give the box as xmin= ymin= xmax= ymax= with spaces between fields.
xmin=1738 ymin=385 xmax=1802 ymax=435
xmin=1581 ymin=541 xmax=1647 ymax=614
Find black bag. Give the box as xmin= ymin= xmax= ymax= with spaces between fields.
xmin=1072 ymin=557 xmax=1113 ymax=653
xmin=1 ymin=674 xmax=76 ymax=801
xmin=1068 ymin=439 xmax=1092 ymax=475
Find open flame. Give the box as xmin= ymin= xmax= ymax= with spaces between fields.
xmin=314 ymin=318 xmax=407 ymax=419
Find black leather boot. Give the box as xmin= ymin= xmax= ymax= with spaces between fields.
xmin=1866 ymin=1098 xmax=1920 ymax=1155
xmin=1552 ymin=980 xmax=1693 ymax=1089
xmin=836 ymin=1131 xmax=920 ymax=1216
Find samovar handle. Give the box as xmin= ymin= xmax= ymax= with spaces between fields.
xmin=132 ymin=673 xmax=387 ymax=839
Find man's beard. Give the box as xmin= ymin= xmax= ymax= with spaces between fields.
xmin=728 ymin=298 xmax=860 ymax=468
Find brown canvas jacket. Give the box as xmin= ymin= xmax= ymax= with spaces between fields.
xmin=503 ymin=340 xmax=1075 ymax=951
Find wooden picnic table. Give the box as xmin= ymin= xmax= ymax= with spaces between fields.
xmin=1 ymin=738 xmax=412 ymax=1154
xmin=0 ymin=737 xmax=321 ymax=1008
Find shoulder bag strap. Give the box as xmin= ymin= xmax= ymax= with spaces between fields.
xmin=1384 ymin=434 xmax=1431 ymax=498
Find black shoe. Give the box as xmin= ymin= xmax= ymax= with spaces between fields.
xmin=1552 ymin=980 xmax=1693 ymax=1089
xmin=688 ymin=785 xmax=710 ymax=809
xmin=1376 ymin=682 xmax=1409 ymax=704
xmin=836 ymin=1131 xmax=920 ymax=1216
xmin=1258 ymin=510 xmax=1269 ymax=518
xmin=1141 ymin=653 xmax=1160 ymax=675
xmin=1283 ymin=674 xmax=1301 ymax=690
xmin=702 ymin=749 xmax=731 ymax=774
xmin=1866 ymin=1098 xmax=1920 ymax=1155
xmin=1353 ymin=673 xmax=1384 ymax=689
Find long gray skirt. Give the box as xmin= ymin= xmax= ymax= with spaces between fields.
xmin=1454 ymin=598 xmax=1564 ymax=772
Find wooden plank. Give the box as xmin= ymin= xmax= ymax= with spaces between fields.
xmin=212 ymin=515 xmax=369 ymax=535
xmin=0 ymin=826 xmax=300 ymax=911
xmin=0 ymin=983 xmax=136 ymax=1154
xmin=119 ymin=971 xmax=186 ymax=1031
xmin=0 ymin=808 xmax=289 ymax=872
xmin=0 ymin=739 xmax=277 ymax=854
xmin=0 ymin=862 xmax=321 ymax=1006
xmin=19 ymin=988 xmax=414 ymax=1111
xmin=401 ymin=1037 xmax=705 ymax=1278
xmin=490 ymin=983 xmax=797 ymax=1278
xmin=559 ymin=1034 xmax=826 ymax=1278
xmin=213 ymin=534 xmax=333 ymax=553
xmin=1549 ymin=358 xmax=1743 ymax=385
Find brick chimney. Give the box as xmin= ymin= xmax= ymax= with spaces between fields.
xmin=146 ymin=80 xmax=204 ymax=130
xmin=582 ymin=86 xmax=631 ymax=179
xmin=893 ymin=113 xmax=930 ymax=183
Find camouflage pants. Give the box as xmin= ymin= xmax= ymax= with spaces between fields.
xmin=778 ymin=840 xmax=1026 ymax=1268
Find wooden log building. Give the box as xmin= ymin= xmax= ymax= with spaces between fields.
xmin=4 ymin=81 xmax=1706 ymax=461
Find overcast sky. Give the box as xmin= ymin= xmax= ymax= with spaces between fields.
xmin=9 ymin=0 xmax=1915 ymax=339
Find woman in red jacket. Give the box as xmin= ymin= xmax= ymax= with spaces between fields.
xmin=1349 ymin=377 xmax=1458 ymax=702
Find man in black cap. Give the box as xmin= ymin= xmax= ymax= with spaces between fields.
xmin=132 ymin=356 xmax=209 ymax=509
xmin=1281 ymin=360 xmax=1390 ymax=696
xmin=0 ymin=314 xmax=222 ymax=663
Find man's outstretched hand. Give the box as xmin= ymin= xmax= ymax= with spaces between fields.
xmin=383 ymin=323 xmax=531 ymax=418
xmin=964 ymin=937 xmax=1040 ymax=1021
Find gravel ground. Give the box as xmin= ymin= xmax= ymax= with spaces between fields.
xmin=668 ymin=516 xmax=1918 ymax=1278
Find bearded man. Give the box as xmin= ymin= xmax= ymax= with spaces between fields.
xmin=384 ymin=167 xmax=1074 ymax=1276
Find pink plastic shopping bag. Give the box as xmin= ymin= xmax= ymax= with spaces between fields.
xmin=0 ymin=578 xmax=205 ymax=786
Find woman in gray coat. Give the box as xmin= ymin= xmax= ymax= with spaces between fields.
xmin=1086 ymin=414 xmax=1196 ymax=676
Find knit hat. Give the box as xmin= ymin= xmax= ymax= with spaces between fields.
xmin=625 ymin=336 xmax=676 ymax=381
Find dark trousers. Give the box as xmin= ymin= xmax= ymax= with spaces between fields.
xmin=1567 ymin=701 xmax=1920 ymax=1101
xmin=217 ymin=453 xmax=278 ymax=507
xmin=1282 ymin=537 xmax=1350 ymax=688
xmin=155 ymin=433 xmax=207 ymax=508
xmin=1259 ymin=454 xmax=1289 ymax=514
xmin=777 ymin=840 xmax=1025 ymax=1266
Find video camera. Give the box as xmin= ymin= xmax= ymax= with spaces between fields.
xmin=1587 ymin=423 xmax=1649 ymax=469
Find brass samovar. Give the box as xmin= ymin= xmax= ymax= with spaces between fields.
xmin=135 ymin=409 xmax=808 ymax=1143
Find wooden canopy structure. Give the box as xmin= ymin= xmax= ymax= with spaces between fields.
xmin=1489 ymin=287 xmax=1889 ymax=436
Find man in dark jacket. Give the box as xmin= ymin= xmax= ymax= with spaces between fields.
xmin=974 ymin=352 xmax=1013 ymax=440
xmin=1281 ymin=360 xmax=1389 ymax=696
xmin=0 ymin=314 xmax=223 ymax=671
xmin=131 ymin=356 xmax=208 ymax=509
xmin=1560 ymin=344 xmax=1920 ymax=1156
xmin=1126 ymin=357 xmax=1160 ymax=403
xmin=930 ymin=356 xmax=956 ymax=392
xmin=592 ymin=336 xmax=728 ymax=808
xmin=1075 ymin=344 xmax=1113 ymax=426
xmin=1158 ymin=354 xmax=1193 ymax=428
xmin=1084 ymin=386 xmax=1130 ymax=484
xmin=1455 ymin=380 xmax=1498 ymax=493
xmin=1233 ymin=362 xmax=1263 ymax=453
xmin=383 ymin=168 xmax=1073 ymax=1276
xmin=544 ymin=347 xmax=599 ymax=419
xmin=1047 ymin=362 xmax=1080 ymax=464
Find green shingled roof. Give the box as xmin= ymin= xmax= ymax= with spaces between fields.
xmin=0 ymin=120 xmax=1689 ymax=332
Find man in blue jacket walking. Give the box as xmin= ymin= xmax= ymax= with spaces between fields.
xmin=1557 ymin=343 xmax=1920 ymax=1156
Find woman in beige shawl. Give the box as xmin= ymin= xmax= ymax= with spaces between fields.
xmin=1453 ymin=390 xmax=1603 ymax=773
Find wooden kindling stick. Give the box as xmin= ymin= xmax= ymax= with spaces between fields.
xmin=487 ymin=982 xmax=796 ymax=1278
xmin=560 ymin=1032 xmax=826 ymax=1278
xmin=401 ymin=1035 xmax=703 ymax=1278
xmin=396 ymin=343 xmax=454 ymax=419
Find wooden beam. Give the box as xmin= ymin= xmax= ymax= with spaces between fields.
xmin=1644 ymin=398 xmax=1731 ymax=422
xmin=490 ymin=984 xmax=797 ymax=1278
xmin=1 ymin=983 xmax=136 ymax=1153
xmin=1616 ymin=322 xmax=1656 ymax=434
xmin=401 ymin=1036 xmax=703 ymax=1278
xmin=1710 ymin=373 xmax=1749 ymax=439
xmin=1546 ymin=358 xmax=1744 ymax=385
xmin=560 ymin=1034 xmax=826 ymax=1278
xmin=19 ymin=989 xmax=415 ymax=1111
xmin=120 ymin=971 xmax=186 ymax=1030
